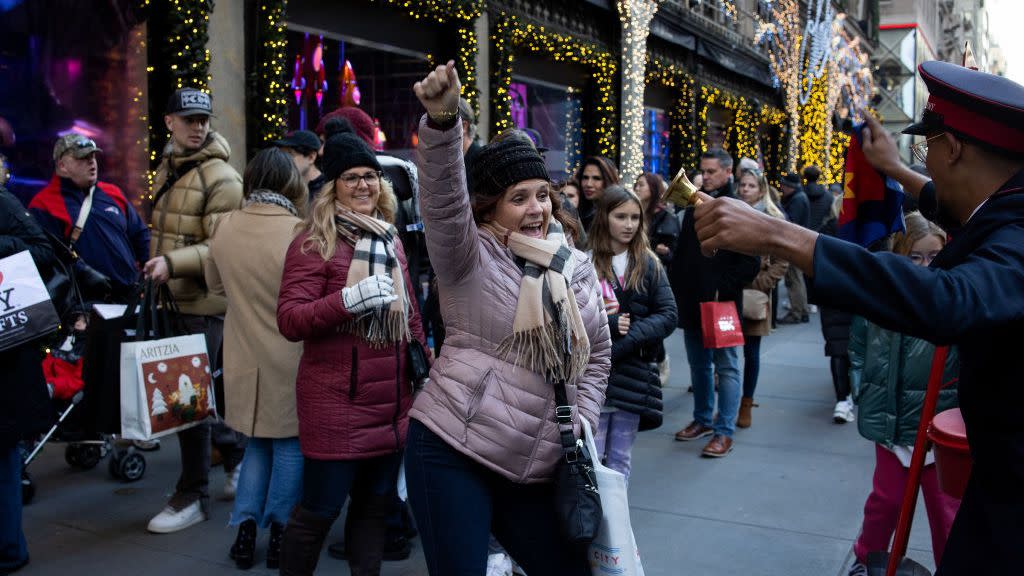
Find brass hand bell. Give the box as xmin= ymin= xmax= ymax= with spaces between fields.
xmin=663 ymin=168 xmax=702 ymax=207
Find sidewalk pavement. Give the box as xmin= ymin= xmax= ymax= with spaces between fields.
xmin=20 ymin=316 xmax=940 ymax=575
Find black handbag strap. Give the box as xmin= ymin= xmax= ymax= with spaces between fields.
xmin=552 ymin=379 xmax=580 ymax=459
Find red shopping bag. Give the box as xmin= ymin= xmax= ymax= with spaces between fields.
xmin=699 ymin=300 xmax=745 ymax=348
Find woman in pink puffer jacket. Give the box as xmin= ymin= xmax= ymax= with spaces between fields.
xmin=406 ymin=63 xmax=611 ymax=575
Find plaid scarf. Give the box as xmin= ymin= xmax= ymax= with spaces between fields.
xmin=334 ymin=202 xmax=409 ymax=346
xmin=480 ymin=218 xmax=590 ymax=384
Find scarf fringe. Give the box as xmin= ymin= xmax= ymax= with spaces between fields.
xmin=341 ymin=309 xmax=411 ymax=348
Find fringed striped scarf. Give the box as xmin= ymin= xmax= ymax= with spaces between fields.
xmin=480 ymin=218 xmax=590 ymax=384
xmin=334 ymin=202 xmax=410 ymax=347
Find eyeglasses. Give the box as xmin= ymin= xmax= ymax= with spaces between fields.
xmin=339 ymin=171 xmax=382 ymax=189
xmin=910 ymin=133 xmax=946 ymax=163
xmin=908 ymin=251 xmax=941 ymax=266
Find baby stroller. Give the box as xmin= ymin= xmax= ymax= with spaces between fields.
xmin=20 ymin=298 xmax=151 ymax=505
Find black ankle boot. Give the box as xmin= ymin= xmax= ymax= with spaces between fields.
xmin=266 ymin=522 xmax=284 ymax=569
xmin=229 ymin=519 xmax=257 ymax=570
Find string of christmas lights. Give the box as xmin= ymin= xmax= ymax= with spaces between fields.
xmin=645 ymin=57 xmax=698 ymax=175
xmin=141 ymin=0 xmax=213 ymax=173
xmin=490 ymin=12 xmax=618 ymax=159
xmin=255 ymin=0 xmax=289 ymax=146
xmin=616 ymin=0 xmax=660 ymax=186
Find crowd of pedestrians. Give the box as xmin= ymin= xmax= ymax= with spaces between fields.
xmin=8 ymin=56 xmax=1017 ymax=576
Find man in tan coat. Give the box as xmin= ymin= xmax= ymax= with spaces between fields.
xmin=143 ymin=88 xmax=247 ymax=533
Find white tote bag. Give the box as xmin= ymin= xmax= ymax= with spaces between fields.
xmin=0 ymin=250 xmax=60 ymax=352
xmin=582 ymin=418 xmax=646 ymax=576
xmin=120 ymin=333 xmax=215 ymax=440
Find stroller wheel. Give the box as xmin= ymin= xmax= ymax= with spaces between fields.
xmin=21 ymin=471 xmax=35 ymax=505
xmin=75 ymin=445 xmax=102 ymax=470
xmin=64 ymin=445 xmax=81 ymax=468
xmin=118 ymin=452 xmax=146 ymax=482
xmin=108 ymin=450 xmax=122 ymax=480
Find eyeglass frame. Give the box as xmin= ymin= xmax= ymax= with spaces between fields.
xmin=338 ymin=170 xmax=383 ymax=189
xmin=910 ymin=132 xmax=946 ymax=164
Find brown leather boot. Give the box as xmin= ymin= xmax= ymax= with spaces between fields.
xmin=347 ymin=494 xmax=392 ymax=576
xmin=737 ymin=397 xmax=756 ymax=428
xmin=279 ymin=506 xmax=334 ymax=576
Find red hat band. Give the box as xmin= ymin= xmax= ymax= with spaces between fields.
xmin=927 ymin=95 xmax=1024 ymax=153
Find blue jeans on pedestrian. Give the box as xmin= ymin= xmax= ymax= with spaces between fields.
xmin=0 ymin=445 xmax=27 ymax=572
xmin=405 ymin=419 xmax=590 ymax=576
xmin=229 ymin=437 xmax=303 ymax=527
xmin=301 ymin=453 xmax=401 ymax=520
xmin=743 ymin=335 xmax=762 ymax=399
xmin=683 ymin=329 xmax=742 ymax=437
xmin=595 ymin=410 xmax=641 ymax=481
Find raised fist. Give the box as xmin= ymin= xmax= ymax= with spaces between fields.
xmin=413 ymin=60 xmax=462 ymax=121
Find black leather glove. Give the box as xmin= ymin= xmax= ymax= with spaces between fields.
xmin=75 ymin=260 xmax=112 ymax=300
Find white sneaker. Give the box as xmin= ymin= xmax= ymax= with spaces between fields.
xmin=833 ymin=396 xmax=855 ymax=423
xmin=221 ymin=466 xmax=241 ymax=501
xmin=147 ymin=501 xmax=207 ymax=533
xmin=486 ymin=553 xmax=514 ymax=576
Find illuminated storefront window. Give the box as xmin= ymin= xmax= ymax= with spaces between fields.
xmin=642 ymin=107 xmax=670 ymax=180
xmin=0 ymin=1 xmax=148 ymax=207
xmin=509 ymin=78 xmax=583 ymax=181
xmin=286 ymin=30 xmax=430 ymax=160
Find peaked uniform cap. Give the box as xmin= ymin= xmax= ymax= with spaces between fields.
xmin=903 ymin=60 xmax=1024 ymax=154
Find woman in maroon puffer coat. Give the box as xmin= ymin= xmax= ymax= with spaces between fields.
xmin=275 ymin=119 xmax=427 ymax=576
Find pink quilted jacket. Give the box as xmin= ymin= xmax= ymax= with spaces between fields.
xmin=411 ymin=116 xmax=611 ymax=483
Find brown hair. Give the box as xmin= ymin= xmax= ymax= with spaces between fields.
xmin=243 ymin=148 xmax=309 ymax=216
xmin=892 ymin=211 xmax=946 ymax=256
xmin=588 ymin=185 xmax=658 ymax=291
xmin=737 ymin=168 xmax=785 ymax=220
xmin=634 ymin=171 xmax=666 ymax=225
xmin=574 ymin=156 xmax=620 ymax=215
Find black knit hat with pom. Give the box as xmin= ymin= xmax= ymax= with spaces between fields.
xmin=467 ymin=137 xmax=549 ymax=201
xmin=322 ymin=117 xmax=381 ymax=182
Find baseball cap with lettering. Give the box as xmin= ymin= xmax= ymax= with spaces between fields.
xmin=166 ymin=88 xmax=213 ymax=117
xmin=53 ymin=134 xmax=102 ymax=163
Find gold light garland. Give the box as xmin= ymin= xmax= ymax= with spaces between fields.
xmin=645 ymin=57 xmax=698 ymax=174
xmin=698 ymin=85 xmax=757 ymax=161
xmin=490 ymin=13 xmax=618 ymax=159
xmin=256 ymin=0 xmax=289 ymax=146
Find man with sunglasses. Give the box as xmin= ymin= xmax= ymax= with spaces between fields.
xmin=29 ymin=134 xmax=150 ymax=303
xmin=693 ymin=60 xmax=1024 ymax=574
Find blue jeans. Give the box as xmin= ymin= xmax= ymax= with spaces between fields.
xmin=683 ymin=329 xmax=742 ymax=437
xmin=404 ymin=419 xmax=590 ymax=576
xmin=595 ymin=411 xmax=641 ymax=481
xmin=302 ymin=454 xmax=401 ymax=520
xmin=743 ymin=335 xmax=762 ymax=399
xmin=0 ymin=445 xmax=27 ymax=572
xmin=229 ymin=437 xmax=303 ymax=527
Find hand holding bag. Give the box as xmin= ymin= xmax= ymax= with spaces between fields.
xmin=581 ymin=418 xmax=646 ymax=576
xmin=553 ymin=378 xmax=603 ymax=544
xmin=700 ymin=296 xmax=745 ymax=349
xmin=119 ymin=281 xmax=215 ymax=440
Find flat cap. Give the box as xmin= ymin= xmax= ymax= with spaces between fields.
xmin=903 ymin=60 xmax=1024 ymax=154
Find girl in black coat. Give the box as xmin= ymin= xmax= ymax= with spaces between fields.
xmin=588 ymin=185 xmax=677 ymax=481
xmin=0 ymin=185 xmax=55 ymax=573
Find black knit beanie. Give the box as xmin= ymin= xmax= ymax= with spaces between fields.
xmin=322 ymin=118 xmax=382 ymax=181
xmin=467 ymin=138 xmax=549 ymax=201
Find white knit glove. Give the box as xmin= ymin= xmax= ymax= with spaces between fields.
xmin=341 ymin=274 xmax=397 ymax=316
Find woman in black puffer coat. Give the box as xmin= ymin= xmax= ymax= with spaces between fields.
xmin=588 ymin=185 xmax=677 ymax=482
